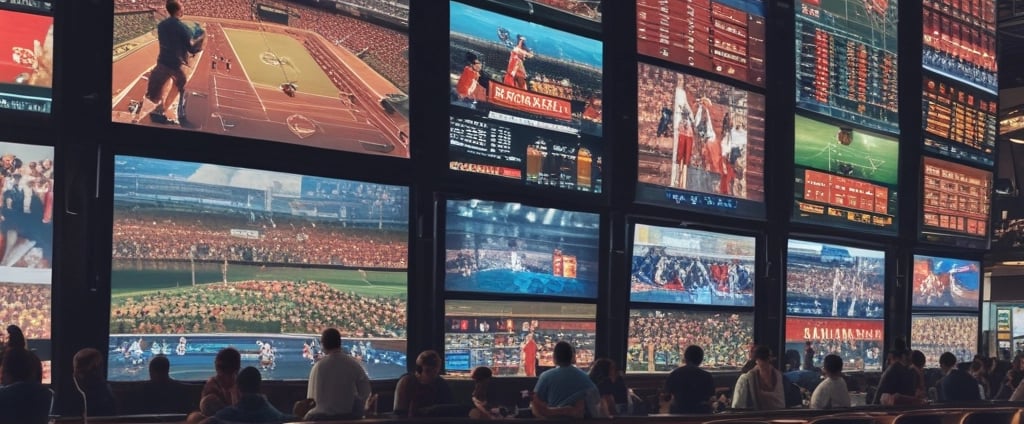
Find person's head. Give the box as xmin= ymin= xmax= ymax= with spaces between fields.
xmin=784 ymin=349 xmax=800 ymax=371
xmin=466 ymin=52 xmax=482 ymax=70
xmin=415 ymin=350 xmax=441 ymax=383
xmin=166 ymin=0 xmax=183 ymax=17
xmin=823 ymin=354 xmax=843 ymax=377
xmin=236 ymin=366 xmax=262 ymax=395
xmin=939 ymin=352 xmax=957 ymax=372
xmin=684 ymin=345 xmax=704 ymax=366
xmin=6 ymin=325 xmax=26 ymax=350
xmin=73 ymin=347 xmax=104 ymax=383
xmin=911 ymin=350 xmax=926 ymax=369
xmin=149 ymin=355 xmax=170 ymax=381
xmin=1 ymin=347 xmax=37 ymax=385
xmin=588 ymin=358 xmax=613 ymax=382
xmin=214 ymin=347 xmax=241 ymax=377
xmin=321 ymin=328 xmax=342 ymax=352
xmin=471 ymin=366 xmax=492 ymax=382
xmin=753 ymin=345 xmax=772 ymax=369
xmin=970 ymin=360 xmax=985 ymax=377
xmin=1015 ymin=354 xmax=1024 ymax=371
xmin=553 ymin=341 xmax=574 ymax=366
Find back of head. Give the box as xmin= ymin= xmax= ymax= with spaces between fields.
xmin=1 ymin=347 xmax=37 ymax=383
xmin=236 ymin=366 xmax=262 ymax=394
xmin=588 ymin=358 xmax=612 ymax=381
xmin=73 ymin=347 xmax=103 ymax=382
xmin=911 ymin=350 xmax=926 ymax=369
xmin=321 ymin=328 xmax=342 ymax=351
xmin=215 ymin=347 xmax=241 ymax=375
xmin=6 ymin=325 xmax=26 ymax=350
xmin=553 ymin=341 xmax=574 ymax=366
xmin=684 ymin=345 xmax=704 ymax=366
xmin=470 ymin=366 xmax=492 ymax=382
xmin=823 ymin=354 xmax=843 ymax=375
xmin=165 ymin=0 xmax=182 ymax=15
xmin=753 ymin=345 xmax=772 ymax=362
xmin=784 ymin=349 xmax=800 ymax=371
xmin=939 ymin=352 xmax=957 ymax=369
xmin=149 ymin=355 xmax=170 ymax=380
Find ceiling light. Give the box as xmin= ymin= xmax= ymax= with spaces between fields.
xmin=1012 ymin=138 xmax=1024 ymax=144
xmin=1001 ymin=261 xmax=1024 ymax=266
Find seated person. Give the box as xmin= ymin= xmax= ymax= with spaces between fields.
xmin=589 ymin=358 xmax=628 ymax=416
xmin=301 ymin=328 xmax=371 ymax=420
xmin=531 ymin=341 xmax=605 ymax=419
xmin=810 ymin=354 xmax=851 ymax=409
xmin=469 ymin=366 xmax=498 ymax=419
xmin=0 ymin=348 xmax=50 ymax=424
xmin=875 ymin=346 xmax=923 ymax=406
xmin=731 ymin=345 xmax=785 ymax=411
xmin=941 ymin=352 xmax=982 ymax=402
xmin=200 ymin=348 xmax=241 ymax=416
xmin=68 ymin=347 xmax=117 ymax=417
xmin=664 ymin=345 xmax=715 ymax=414
xmin=213 ymin=367 xmax=292 ymax=423
xmin=393 ymin=350 xmax=455 ymax=417
xmin=138 ymin=355 xmax=193 ymax=414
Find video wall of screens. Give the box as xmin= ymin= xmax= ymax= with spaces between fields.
xmin=911 ymin=314 xmax=978 ymax=367
xmin=786 ymin=239 xmax=885 ymax=370
xmin=922 ymin=0 xmax=997 ymax=95
xmin=630 ymin=223 xmax=755 ymax=307
xmin=448 ymin=1 xmax=604 ymax=193
xmin=792 ymin=115 xmax=899 ymax=233
xmin=627 ymin=309 xmax=752 ymax=372
xmin=108 ymin=156 xmax=409 ymax=381
xmin=111 ymin=0 xmax=410 ymax=157
xmin=0 ymin=141 xmax=54 ymax=383
xmin=636 ymin=0 xmax=766 ymax=87
xmin=636 ymin=63 xmax=766 ymax=218
xmin=795 ymin=0 xmax=899 ymax=134
xmin=921 ymin=74 xmax=997 ymax=167
xmin=444 ymin=199 xmax=600 ymax=299
xmin=911 ymin=255 xmax=980 ymax=310
xmin=0 ymin=3 xmax=54 ymax=114
xmin=444 ymin=300 xmax=596 ymax=376
xmin=920 ymin=156 xmax=992 ymax=248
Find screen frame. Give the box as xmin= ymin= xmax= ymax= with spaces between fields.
xmin=917 ymin=155 xmax=993 ymax=250
xmin=0 ymin=1 xmax=58 ymax=125
xmin=909 ymin=251 xmax=984 ymax=313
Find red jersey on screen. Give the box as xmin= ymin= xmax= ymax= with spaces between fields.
xmin=0 ymin=11 xmax=51 ymax=84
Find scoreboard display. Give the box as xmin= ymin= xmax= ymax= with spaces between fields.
xmin=637 ymin=0 xmax=766 ymax=87
xmin=922 ymin=0 xmax=997 ymax=95
xmin=795 ymin=0 xmax=899 ymax=134
xmin=922 ymin=74 xmax=997 ymax=168
xmin=921 ymin=156 xmax=992 ymax=248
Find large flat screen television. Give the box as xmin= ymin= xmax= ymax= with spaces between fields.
xmin=795 ymin=0 xmax=899 ymax=134
xmin=636 ymin=63 xmax=766 ymax=218
xmin=444 ymin=300 xmax=596 ymax=376
xmin=786 ymin=239 xmax=885 ymax=370
xmin=108 ymin=156 xmax=409 ymax=381
xmin=0 ymin=4 xmax=53 ymax=115
xmin=0 ymin=141 xmax=54 ymax=382
xmin=112 ymin=0 xmax=410 ymax=157
xmin=922 ymin=0 xmax=997 ymax=95
xmin=911 ymin=254 xmax=980 ymax=310
xmin=627 ymin=309 xmax=753 ymax=372
xmin=920 ymin=156 xmax=991 ymax=249
xmin=792 ymin=115 xmax=899 ymax=233
xmin=911 ymin=314 xmax=977 ymax=367
xmin=921 ymin=74 xmax=997 ymax=168
xmin=444 ymin=198 xmax=600 ymax=299
xmin=637 ymin=0 xmax=766 ymax=87
xmin=449 ymin=1 xmax=604 ymax=193
xmin=630 ymin=223 xmax=755 ymax=306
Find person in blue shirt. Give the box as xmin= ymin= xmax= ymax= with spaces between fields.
xmin=531 ymin=341 xmax=606 ymax=419
xmin=213 ymin=367 xmax=292 ymax=423
xmin=132 ymin=0 xmax=205 ymax=125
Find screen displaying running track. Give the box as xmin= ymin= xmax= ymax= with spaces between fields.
xmin=0 ymin=5 xmax=53 ymax=114
xmin=108 ymin=156 xmax=409 ymax=381
xmin=630 ymin=223 xmax=755 ymax=307
xmin=112 ymin=0 xmax=410 ymax=158
xmin=0 ymin=141 xmax=54 ymax=383
xmin=444 ymin=199 xmax=601 ymax=299
xmin=911 ymin=254 xmax=980 ymax=310
xmin=785 ymin=239 xmax=885 ymax=371
xmin=792 ymin=114 xmax=899 ymax=233
xmin=627 ymin=309 xmax=753 ymax=372
xmin=795 ymin=0 xmax=899 ymax=134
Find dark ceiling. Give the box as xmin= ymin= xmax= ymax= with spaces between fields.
xmin=1000 ymin=0 xmax=1024 ymax=89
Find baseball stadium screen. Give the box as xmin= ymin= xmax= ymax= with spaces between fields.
xmin=911 ymin=314 xmax=978 ymax=367
xmin=920 ymin=156 xmax=992 ymax=249
xmin=0 ymin=5 xmax=53 ymax=115
xmin=792 ymin=115 xmax=899 ymax=233
xmin=795 ymin=0 xmax=899 ymax=135
xmin=637 ymin=0 xmax=766 ymax=87
xmin=921 ymin=74 xmax=997 ymax=168
xmin=911 ymin=254 xmax=980 ymax=310
xmin=0 ymin=141 xmax=54 ymax=383
xmin=785 ymin=239 xmax=885 ymax=371
xmin=444 ymin=198 xmax=600 ymax=299
xmin=449 ymin=1 xmax=604 ymax=193
xmin=627 ymin=309 xmax=753 ymax=372
xmin=444 ymin=300 xmax=596 ymax=377
xmin=636 ymin=63 xmax=766 ymax=218
xmin=111 ymin=0 xmax=411 ymax=158
xmin=923 ymin=0 xmax=997 ymax=95
xmin=630 ymin=223 xmax=755 ymax=307
xmin=108 ymin=156 xmax=409 ymax=381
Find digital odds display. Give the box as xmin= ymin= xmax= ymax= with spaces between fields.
xmin=922 ymin=74 xmax=997 ymax=168
xmin=922 ymin=0 xmax=997 ymax=95
xmin=920 ymin=156 xmax=992 ymax=248
xmin=449 ymin=1 xmax=604 ymax=193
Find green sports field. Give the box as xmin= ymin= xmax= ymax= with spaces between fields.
xmin=110 ymin=260 xmax=406 ymax=299
xmin=794 ymin=115 xmax=899 ymax=186
xmin=222 ymin=28 xmax=339 ymax=97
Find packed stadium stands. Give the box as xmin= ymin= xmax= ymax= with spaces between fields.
xmin=628 ymin=310 xmax=752 ymax=372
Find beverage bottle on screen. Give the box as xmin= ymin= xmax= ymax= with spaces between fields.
xmin=576 ymin=148 xmax=592 ymax=191
xmin=526 ymin=139 xmax=547 ymax=183
xmin=541 ymin=148 xmax=559 ymax=186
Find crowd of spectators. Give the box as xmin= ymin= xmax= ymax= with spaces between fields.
xmin=0 ymin=283 xmax=50 ymax=340
xmin=110 ymin=280 xmax=406 ymax=338
xmin=785 ymin=258 xmax=885 ymax=318
xmin=113 ymin=11 xmax=160 ymax=45
xmin=797 ymin=339 xmax=883 ymax=371
xmin=912 ymin=315 xmax=977 ymax=366
xmin=627 ymin=310 xmax=751 ymax=372
xmin=340 ymin=0 xmax=409 ymax=21
xmin=631 ymin=248 xmax=754 ymax=298
xmin=112 ymin=210 xmax=407 ymax=268
xmin=531 ymin=0 xmax=601 ymax=20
